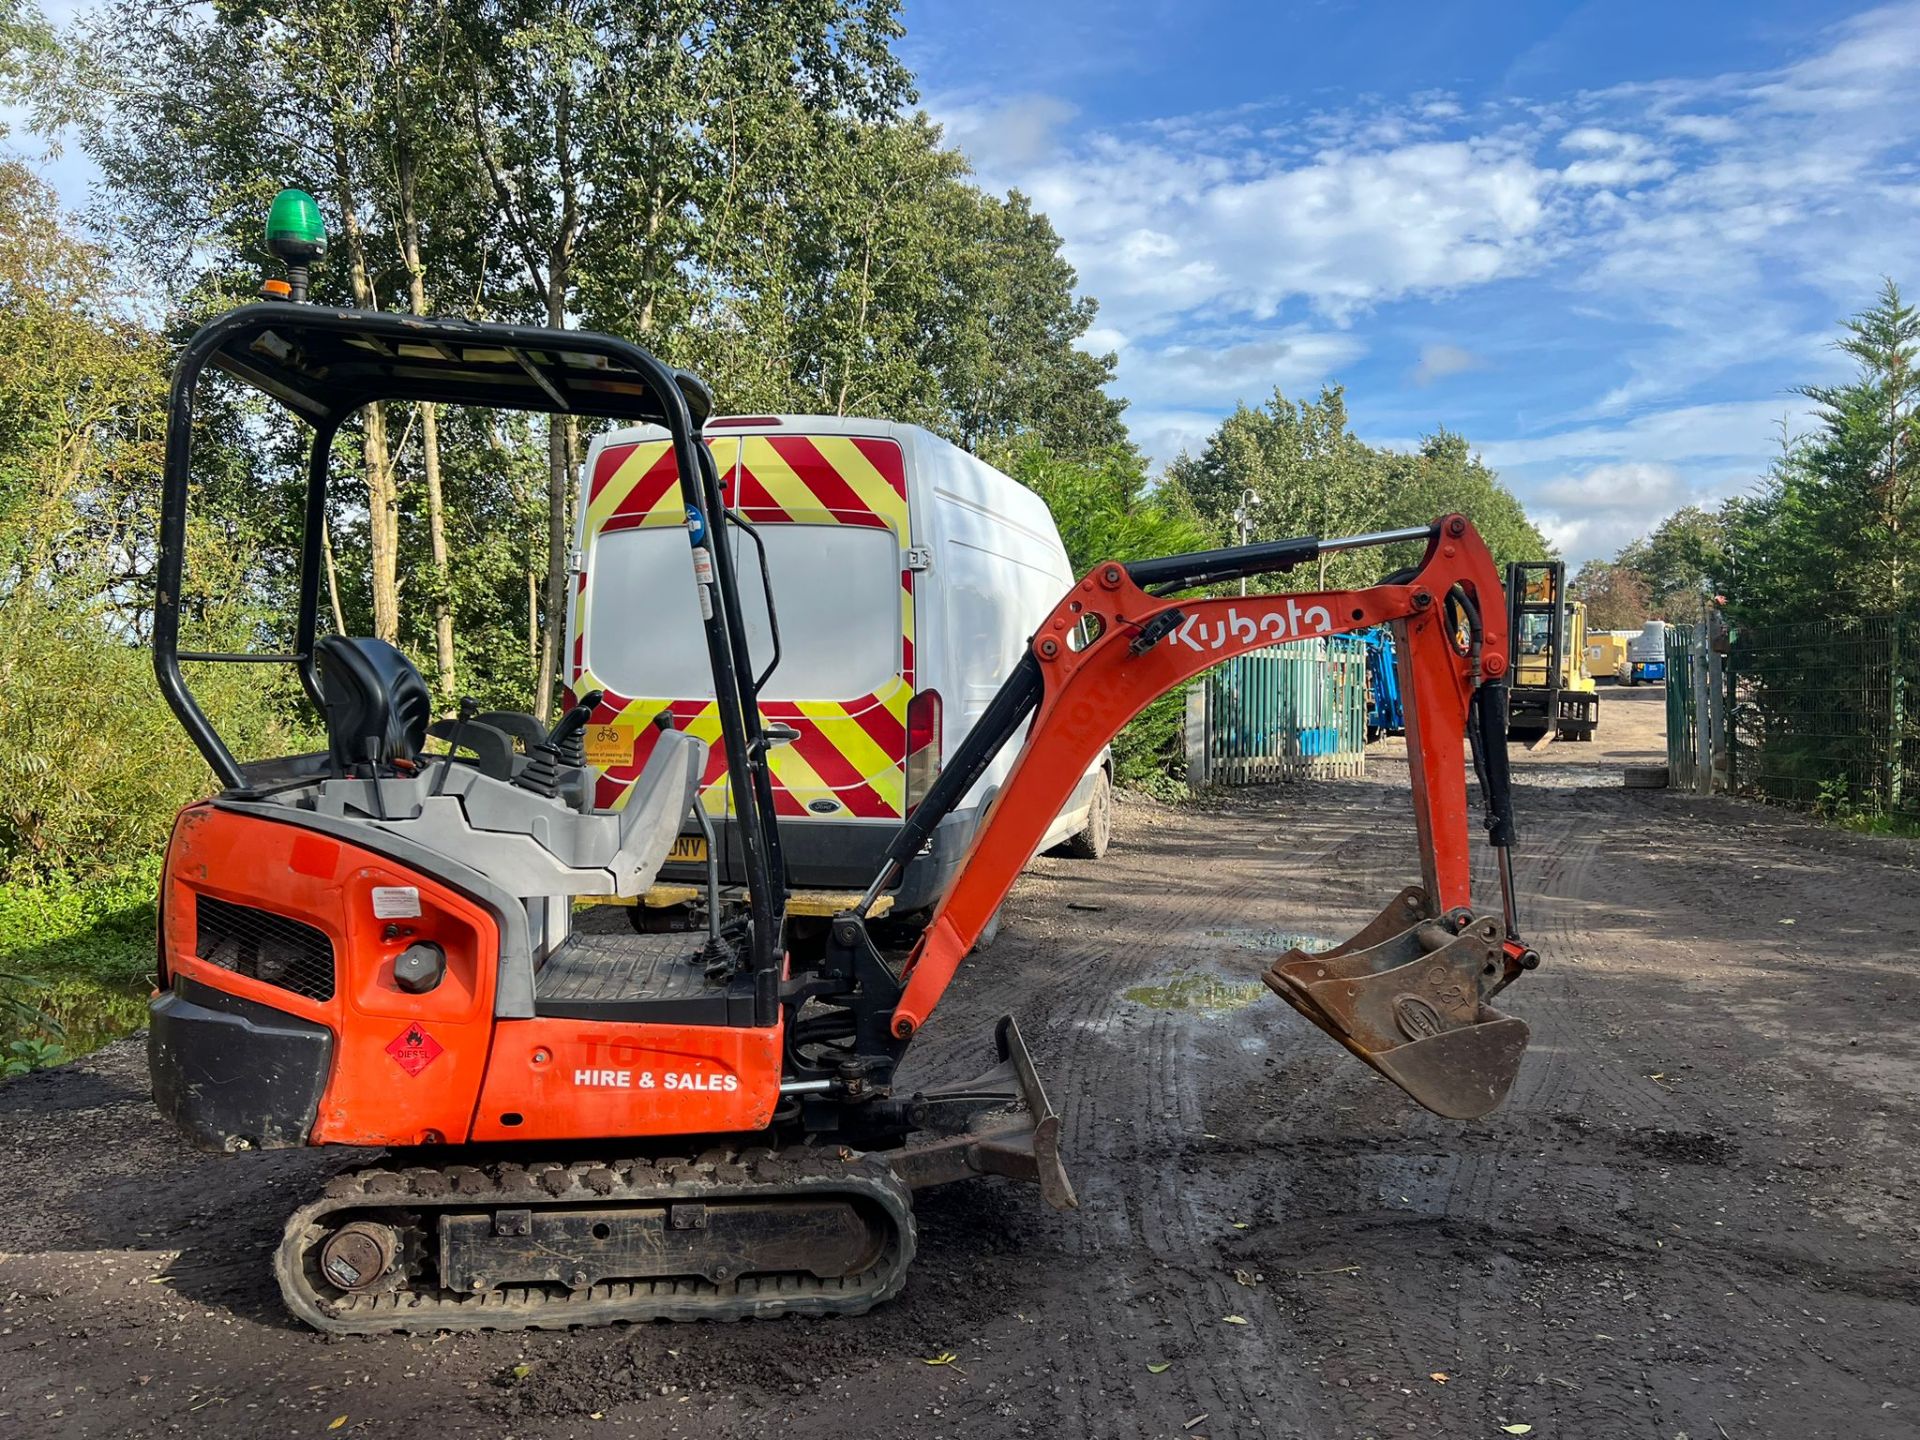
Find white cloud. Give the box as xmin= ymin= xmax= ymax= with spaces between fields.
xmin=945 ymin=4 xmax=1920 ymax=372
xmin=1120 ymin=331 xmax=1366 ymax=409
xmin=1477 ymin=399 xmax=1813 ymax=470
xmin=1662 ymin=113 xmax=1742 ymax=144
xmin=1560 ymin=127 xmax=1636 ymax=154
xmin=954 ymin=113 xmax=1558 ymax=341
xmin=937 ymin=93 xmax=1078 ymax=170
xmin=1128 ymin=409 xmax=1228 ymax=469
xmin=1557 ymin=125 xmax=1674 ymax=190
xmin=1411 ymin=343 xmax=1486 ymax=386
xmin=1527 ymin=462 xmax=1714 ymax=564
xmin=1536 ymin=460 xmax=1689 ymax=512
xmin=1477 ymin=403 xmax=1818 ymax=565
xmin=1755 ymin=2 xmax=1920 ymax=113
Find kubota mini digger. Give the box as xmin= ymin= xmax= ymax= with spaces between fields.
xmin=146 ymin=192 xmax=1540 ymax=1335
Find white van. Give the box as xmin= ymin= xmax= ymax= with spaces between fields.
xmin=566 ymin=416 xmax=1111 ymax=920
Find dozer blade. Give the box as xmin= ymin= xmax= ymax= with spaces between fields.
xmin=1263 ymin=887 xmax=1529 ymax=1120
xmin=890 ymin=1014 xmax=1078 ymax=1211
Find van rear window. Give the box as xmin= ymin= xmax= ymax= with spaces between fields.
xmin=586 ymin=524 xmax=901 ymax=701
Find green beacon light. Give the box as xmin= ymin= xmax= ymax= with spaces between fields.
xmin=264 ymin=187 xmax=326 ymax=303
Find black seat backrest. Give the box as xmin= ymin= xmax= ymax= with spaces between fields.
xmin=314 ymin=636 xmax=432 ymax=774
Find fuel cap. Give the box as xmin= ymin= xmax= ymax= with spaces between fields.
xmin=393 ymin=941 xmax=446 ymax=994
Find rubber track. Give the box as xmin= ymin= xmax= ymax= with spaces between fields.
xmin=273 ymin=1148 xmax=917 ymax=1335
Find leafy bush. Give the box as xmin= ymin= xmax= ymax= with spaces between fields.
xmin=1111 ymin=689 xmax=1188 ymax=794
xmin=2 ymin=1037 xmax=69 ymax=1077
xmin=1006 ymin=444 xmax=1207 ymax=794
xmin=0 ymin=597 xmax=315 ymax=885
xmin=0 ymin=863 xmax=157 ymax=1069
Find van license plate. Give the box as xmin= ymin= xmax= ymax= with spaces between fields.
xmin=668 ymin=835 xmax=708 ymax=863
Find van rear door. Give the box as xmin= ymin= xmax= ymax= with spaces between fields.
xmin=572 ymin=428 xmax=915 ymax=873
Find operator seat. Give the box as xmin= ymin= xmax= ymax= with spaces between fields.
xmin=314 ymin=636 xmax=432 ymax=775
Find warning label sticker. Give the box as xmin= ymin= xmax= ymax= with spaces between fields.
xmin=583 ymin=723 xmax=633 ymax=769
xmin=371 ymin=886 xmax=422 ymax=919
xmin=386 ymin=1023 xmax=444 ymax=1077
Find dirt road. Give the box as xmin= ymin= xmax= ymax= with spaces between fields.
xmin=4 ymin=683 xmax=1918 ymax=1439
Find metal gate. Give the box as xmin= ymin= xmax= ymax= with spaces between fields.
xmin=1185 ymin=636 xmax=1368 ymax=786
xmin=1665 ymin=622 xmax=1729 ymax=795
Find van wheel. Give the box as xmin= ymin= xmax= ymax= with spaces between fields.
xmin=1062 ymin=770 xmax=1113 ymax=860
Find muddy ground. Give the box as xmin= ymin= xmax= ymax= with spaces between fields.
xmin=4 ymin=683 xmax=1919 ymax=1439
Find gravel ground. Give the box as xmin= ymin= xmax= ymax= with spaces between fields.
xmin=2 ymin=683 xmax=1917 ymax=1440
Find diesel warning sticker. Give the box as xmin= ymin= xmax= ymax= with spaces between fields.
xmin=386 ymin=1023 xmax=444 ymax=1077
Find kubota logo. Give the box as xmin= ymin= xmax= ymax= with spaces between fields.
xmin=1169 ymin=601 xmax=1334 ymax=653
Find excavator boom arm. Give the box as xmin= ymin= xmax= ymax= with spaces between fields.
xmin=859 ymin=514 xmax=1531 ymax=1120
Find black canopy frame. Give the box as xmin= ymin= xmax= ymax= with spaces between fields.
xmin=153 ymin=301 xmax=788 ymax=1013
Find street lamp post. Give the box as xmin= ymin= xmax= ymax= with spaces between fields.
xmin=1233 ymin=488 xmax=1260 ymax=596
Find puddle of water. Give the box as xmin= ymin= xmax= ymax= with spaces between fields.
xmin=1204 ymin=927 xmax=1334 ymax=955
xmin=1123 ymin=973 xmax=1269 ymax=1013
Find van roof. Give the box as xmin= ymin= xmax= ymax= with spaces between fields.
xmin=596 ymin=414 xmax=938 ymax=447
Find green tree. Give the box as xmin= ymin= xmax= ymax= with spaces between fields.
xmin=1725 ymin=285 xmax=1920 ymax=623
xmin=938 ymin=190 xmax=1125 ymax=458
xmin=1616 ymin=506 xmax=1726 ymax=622
xmin=464 ymin=0 xmax=914 ymax=716
xmin=1163 ymin=387 xmax=1386 ymax=589
xmin=1568 ymin=560 xmax=1651 ymax=631
xmin=1165 ymin=397 xmax=1548 ymax=589
xmin=0 ymin=164 xmax=308 ymax=879
xmin=1376 ymin=429 xmax=1549 ymax=570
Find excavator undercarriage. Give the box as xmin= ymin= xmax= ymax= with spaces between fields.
xmin=146 ymin=273 xmax=1536 ymax=1335
xmin=271 ymin=1015 xmax=1069 ymax=1333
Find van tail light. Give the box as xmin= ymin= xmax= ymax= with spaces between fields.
xmin=905 ymin=689 xmax=942 ymax=812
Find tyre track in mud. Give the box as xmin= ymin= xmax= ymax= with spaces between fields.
xmin=918 ymin=791 xmax=1373 ymax=1440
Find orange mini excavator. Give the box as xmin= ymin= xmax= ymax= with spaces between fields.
xmin=147 ymin=195 xmax=1538 ymax=1334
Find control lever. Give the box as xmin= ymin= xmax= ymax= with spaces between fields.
xmin=547 ymin=689 xmax=605 ymax=768
xmin=430 ymin=697 xmax=479 ymax=798
xmin=514 ymin=689 xmax=605 ymax=800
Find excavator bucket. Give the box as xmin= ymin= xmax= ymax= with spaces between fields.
xmin=1262 ymin=886 xmax=1529 ymax=1120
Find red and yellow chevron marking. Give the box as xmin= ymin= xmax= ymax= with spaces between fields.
xmin=574 ymin=430 xmax=914 ymax=822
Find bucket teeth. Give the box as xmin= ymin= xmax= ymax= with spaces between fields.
xmin=1262 ymin=888 xmax=1529 ymax=1120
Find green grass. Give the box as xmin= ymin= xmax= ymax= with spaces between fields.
xmin=0 ymin=860 xmax=159 ymax=1072
xmin=1832 ymin=811 xmax=1920 ymax=838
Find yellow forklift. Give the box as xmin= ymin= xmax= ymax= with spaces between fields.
xmin=1506 ymin=561 xmax=1598 ymax=744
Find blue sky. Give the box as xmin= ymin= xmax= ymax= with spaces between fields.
xmin=901 ymin=0 xmax=1920 ymax=564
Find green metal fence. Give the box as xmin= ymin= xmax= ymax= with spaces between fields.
xmin=1189 ymin=636 xmax=1369 ymax=785
xmin=1665 ymin=625 xmax=1701 ymax=791
xmin=1726 ymin=616 xmax=1917 ymax=822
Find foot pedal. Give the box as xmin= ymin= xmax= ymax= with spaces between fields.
xmin=1263 ymin=887 xmax=1530 ymax=1120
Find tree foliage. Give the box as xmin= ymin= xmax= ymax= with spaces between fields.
xmin=57 ymin=0 xmax=1123 ymax=718
xmin=0 ymin=163 xmax=311 ymax=882
xmin=1006 ymin=444 xmax=1206 ymax=792
xmin=1163 ymin=391 xmax=1549 ymax=589
xmin=1729 ymin=281 xmax=1920 ymax=622
xmin=1568 ymin=560 xmax=1652 ymax=631
xmin=1585 ymin=282 xmax=1919 ymax=628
